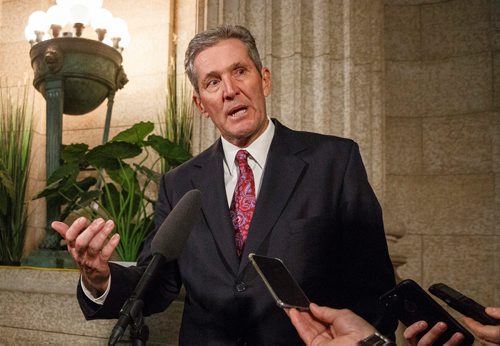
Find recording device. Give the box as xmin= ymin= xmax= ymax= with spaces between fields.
xmin=248 ymin=253 xmax=310 ymax=310
xmin=429 ymin=283 xmax=500 ymax=326
xmin=379 ymin=279 xmax=474 ymax=346
xmin=108 ymin=189 xmax=202 ymax=346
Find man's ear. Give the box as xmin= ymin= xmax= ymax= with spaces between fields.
xmin=193 ymin=94 xmax=209 ymax=118
xmin=261 ymin=67 xmax=272 ymax=97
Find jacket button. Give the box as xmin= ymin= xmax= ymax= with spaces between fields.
xmin=235 ymin=282 xmax=246 ymax=292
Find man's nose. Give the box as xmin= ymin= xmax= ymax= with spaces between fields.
xmin=222 ymin=78 xmax=238 ymax=100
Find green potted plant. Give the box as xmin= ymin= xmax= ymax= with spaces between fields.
xmin=35 ymin=121 xmax=192 ymax=261
xmin=0 ymin=81 xmax=34 ymax=266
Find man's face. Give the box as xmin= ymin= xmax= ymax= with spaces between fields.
xmin=192 ymin=38 xmax=271 ymax=148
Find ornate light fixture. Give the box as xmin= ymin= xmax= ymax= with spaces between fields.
xmin=25 ymin=0 xmax=129 ymax=253
xmin=25 ymin=0 xmax=130 ymax=51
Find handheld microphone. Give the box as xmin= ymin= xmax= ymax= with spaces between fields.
xmin=108 ymin=189 xmax=202 ymax=345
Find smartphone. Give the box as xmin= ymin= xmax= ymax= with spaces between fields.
xmin=379 ymin=279 xmax=474 ymax=346
xmin=248 ymin=253 xmax=310 ymax=310
xmin=429 ymin=283 xmax=499 ymax=326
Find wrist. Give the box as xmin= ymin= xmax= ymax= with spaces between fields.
xmin=358 ymin=332 xmax=395 ymax=346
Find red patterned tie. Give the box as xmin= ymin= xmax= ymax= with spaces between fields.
xmin=229 ymin=150 xmax=256 ymax=257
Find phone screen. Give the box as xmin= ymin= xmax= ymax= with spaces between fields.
xmin=380 ymin=279 xmax=475 ymax=346
xmin=248 ymin=253 xmax=310 ymax=310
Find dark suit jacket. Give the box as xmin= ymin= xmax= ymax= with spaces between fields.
xmin=78 ymin=119 xmax=396 ymax=345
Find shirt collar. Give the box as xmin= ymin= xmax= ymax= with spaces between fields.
xmin=221 ymin=118 xmax=275 ymax=175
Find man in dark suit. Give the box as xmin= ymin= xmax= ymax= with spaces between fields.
xmin=53 ymin=24 xmax=396 ymax=345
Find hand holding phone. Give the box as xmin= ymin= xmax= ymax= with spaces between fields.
xmin=379 ymin=279 xmax=474 ymax=346
xmin=429 ymin=283 xmax=500 ymax=326
xmin=248 ymin=253 xmax=310 ymax=310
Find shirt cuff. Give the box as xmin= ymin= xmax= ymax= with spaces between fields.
xmin=80 ymin=274 xmax=111 ymax=305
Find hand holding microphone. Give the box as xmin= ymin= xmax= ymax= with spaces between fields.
xmin=108 ymin=189 xmax=202 ymax=345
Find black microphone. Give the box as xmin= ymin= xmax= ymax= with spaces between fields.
xmin=108 ymin=189 xmax=202 ymax=345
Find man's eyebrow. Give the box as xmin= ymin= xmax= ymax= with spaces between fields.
xmin=200 ymin=71 xmax=220 ymax=84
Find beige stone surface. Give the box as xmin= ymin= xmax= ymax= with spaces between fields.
xmin=0 ymin=267 xmax=182 ymax=345
xmin=494 ymin=53 xmax=500 ymax=109
xmin=393 ymin=234 xmax=423 ymax=283
xmin=386 ymin=117 xmax=422 ymax=175
xmin=384 ymin=4 xmax=421 ymax=61
xmin=385 ymin=174 xmax=494 ymax=235
xmin=386 ymin=54 xmax=492 ymax=118
xmin=422 ymin=235 xmax=497 ymax=305
xmin=422 ymin=112 xmax=493 ymax=174
xmin=421 ymin=0 xmax=491 ymax=59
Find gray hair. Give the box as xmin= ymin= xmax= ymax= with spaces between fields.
xmin=184 ymin=25 xmax=263 ymax=94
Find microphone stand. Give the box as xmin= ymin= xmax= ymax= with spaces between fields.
xmin=108 ymin=297 xmax=149 ymax=346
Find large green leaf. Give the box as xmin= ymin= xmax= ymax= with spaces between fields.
xmin=85 ymin=142 xmax=141 ymax=170
xmin=61 ymin=143 xmax=89 ymax=163
xmin=147 ymin=134 xmax=192 ymax=166
xmin=111 ymin=121 xmax=154 ymax=145
xmin=46 ymin=162 xmax=80 ymax=185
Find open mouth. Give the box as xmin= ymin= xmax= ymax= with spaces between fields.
xmin=228 ymin=106 xmax=248 ymax=117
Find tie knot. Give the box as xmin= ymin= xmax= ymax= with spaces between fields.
xmin=235 ymin=150 xmax=249 ymax=164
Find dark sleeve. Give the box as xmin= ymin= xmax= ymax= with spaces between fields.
xmin=337 ymin=142 xmax=397 ymax=336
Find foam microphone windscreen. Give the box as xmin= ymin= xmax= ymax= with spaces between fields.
xmin=151 ymin=189 xmax=202 ymax=262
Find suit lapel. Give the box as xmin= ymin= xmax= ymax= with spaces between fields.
xmin=192 ymin=141 xmax=240 ymax=275
xmin=238 ymin=121 xmax=307 ymax=274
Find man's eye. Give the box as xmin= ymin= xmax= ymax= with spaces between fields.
xmin=235 ymin=68 xmax=246 ymax=76
xmin=206 ymin=79 xmax=219 ymax=88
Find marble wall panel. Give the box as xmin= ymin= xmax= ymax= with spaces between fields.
xmin=386 ymin=117 xmax=422 ymax=175
xmin=385 ymin=174 xmax=494 ymax=235
xmin=0 ymin=41 xmax=32 ymax=81
xmin=419 ymin=53 xmax=492 ymax=117
xmin=298 ymin=55 xmax=335 ymax=135
xmin=350 ymin=0 xmax=384 ymax=65
xmin=0 ymin=268 xmax=183 ymax=345
xmin=384 ymin=4 xmax=421 ymax=61
xmin=422 ymin=112 xmax=493 ymax=174
xmin=393 ymin=234 xmax=423 ymax=282
xmin=0 ymin=0 xmax=43 ymax=43
xmin=386 ymin=54 xmax=492 ymax=118
xmin=62 ymin=105 xmax=107 ymax=131
xmin=121 ymin=23 xmax=169 ymax=77
xmin=28 ymin=131 xmax=45 ymax=180
xmin=269 ymin=0 xmax=297 ymax=58
xmin=421 ymin=0 xmax=491 ymax=59
xmin=300 ymin=1 xmax=338 ymax=58
xmin=422 ymin=235 xmax=497 ymax=305
xmin=385 ymin=60 xmax=424 ymax=118
xmin=109 ymin=72 xmax=169 ymax=127
xmin=494 ymin=53 xmax=500 ymax=109
xmin=493 ymin=0 xmax=500 ymax=51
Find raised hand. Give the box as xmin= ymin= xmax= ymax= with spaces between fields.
xmin=52 ymin=217 xmax=120 ymax=296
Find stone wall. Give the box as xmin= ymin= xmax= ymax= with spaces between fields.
xmin=384 ymin=0 xmax=499 ymax=308
xmin=0 ymin=267 xmax=183 ymax=345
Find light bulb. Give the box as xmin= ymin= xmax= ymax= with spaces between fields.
xmin=108 ymin=17 xmax=128 ymax=39
xmin=24 ymin=24 xmax=36 ymax=43
xmin=118 ymin=30 xmax=131 ymax=49
xmin=47 ymin=4 xmax=69 ymax=27
xmin=69 ymin=3 xmax=91 ymax=26
xmin=28 ymin=10 xmax=50 ymax=32
xmin=90 ymin=8 xmax=112 ymax=30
